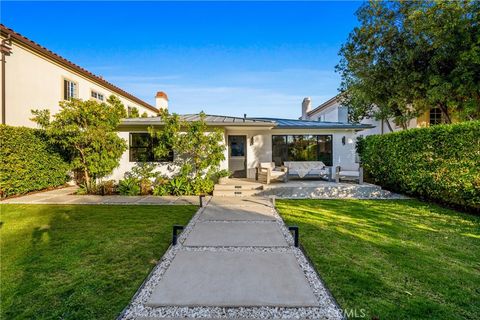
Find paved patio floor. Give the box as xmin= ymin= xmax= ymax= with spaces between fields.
xmin=121 ymin=197 xmax=343 ymax=320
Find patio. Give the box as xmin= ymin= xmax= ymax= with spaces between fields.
xmin=213 ymin=178 xmax=407 ymax=199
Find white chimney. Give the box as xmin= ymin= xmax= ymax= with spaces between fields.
xmin=155 ymin=91 xmax=169 ymax=111
xmin=301 ymin=97 xmax=312 ymax=120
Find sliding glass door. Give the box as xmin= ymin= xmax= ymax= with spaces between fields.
xmin=272 ymin=135 xmax=332 ymax=166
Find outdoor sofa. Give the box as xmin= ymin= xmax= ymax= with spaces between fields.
xmin=283 ymin=161 xmax=332 ymax=181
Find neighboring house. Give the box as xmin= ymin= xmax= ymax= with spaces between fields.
xmin=108 ymin=112 xmax=373 ymax=181
xmin=301 ymin=95 xmax=449 ymax=135
xmin=0 ymin=24 xmax=158 ymax=127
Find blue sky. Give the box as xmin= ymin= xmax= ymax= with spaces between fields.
xmin=2 ymin=1 xmax=361 ymax=118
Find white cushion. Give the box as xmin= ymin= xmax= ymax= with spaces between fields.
xmin=260 ymin=162 xmax=275 ymax=170
xmin=309 ymin=169 xmax=328 ymax=175
xmin=339 ymin=170 xmax=359 ymax=177
xmin=270 ymin=171 xmax=285 ymax=178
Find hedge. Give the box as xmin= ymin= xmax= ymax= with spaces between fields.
xmin=0 ymin=125 xmax=71 ymax=198
xmin=357 ymin=121 xmax=480 ymax=213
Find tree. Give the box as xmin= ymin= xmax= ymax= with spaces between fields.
xmin=31 ymin=96 xmax=127 ymax=192
xmin=337 ymin=0 xmax=480 ymax=128
xmin=150 ymin=110 xmax=225 ymax=182
xmin=128 ymin=107 xmax=140 ymax=118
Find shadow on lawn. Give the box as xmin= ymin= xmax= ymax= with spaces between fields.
xmin=3 ymin=210 xmax=79 ymax=319
xmin=2 ymin=204 xmax=197 ymax=320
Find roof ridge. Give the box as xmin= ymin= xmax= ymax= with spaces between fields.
xmin=0 ymin=24 xmax=157 ymax=113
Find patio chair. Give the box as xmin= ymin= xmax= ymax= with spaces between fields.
xmin=335 ymin=165 xmax=363 ymax=184
xmin=256 ymin=162 xmax=288 ymax=185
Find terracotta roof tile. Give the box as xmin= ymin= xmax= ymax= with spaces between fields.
xmin=0 ymin=24 xmax=157 ymax=113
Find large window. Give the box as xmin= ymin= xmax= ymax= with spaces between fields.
xmin=129 ymin=133 xmax=173 ymax=162
xmin=272 ymin=135 xmax=332 ymax=166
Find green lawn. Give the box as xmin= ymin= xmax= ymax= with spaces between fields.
xmin=0 ymin=204 xmax=196 ymax=320
xmin=277 ymin=199 xmax=480 ymax=320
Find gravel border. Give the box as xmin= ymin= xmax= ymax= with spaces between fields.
xmin=118 ymin=197 xmax=344 ymax=320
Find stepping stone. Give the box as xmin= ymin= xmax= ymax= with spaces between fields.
xmin=184 ymin=221 xmax=287 ymax=247
xmin=199 ymin=205 xmax=276 ymax=221
xmin=146 ymin=250 xmax=319 ymax=307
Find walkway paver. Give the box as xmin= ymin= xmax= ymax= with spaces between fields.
xmin=147 ymin=250 xmax=318 ymax=307
xmin=184 ymin=221 xmax=288 ymax=247
xmin=120 ymin=196 xmax=344 ymax=320
xmin=199 ymin=205 xmax=276 ymax=221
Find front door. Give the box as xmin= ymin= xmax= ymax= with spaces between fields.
xmin=228 ymin=135 xmax=247 ymax=178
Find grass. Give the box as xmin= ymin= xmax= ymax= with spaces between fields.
xmin=0 ymin=204 xmax=197 ymax=320
xmin=276 ymin=199 xmax=480 ymax=320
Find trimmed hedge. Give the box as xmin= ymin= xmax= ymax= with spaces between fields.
xmin=357 ymin=121 xmax=480 ymax=213
xmin=0 ymin=125 xmax=71 ymax=198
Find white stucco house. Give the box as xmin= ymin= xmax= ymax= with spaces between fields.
xmin=0 ymin=24 xmax=157 ymax=127
xmin=301 ymin=94 xmax=445 ymax=136
xmin=109 ymin=108 xmax=373 ymax=181
xmin=1 ymin=23 xmax=373 ymax=182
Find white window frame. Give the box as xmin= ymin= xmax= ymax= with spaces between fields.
xmin=63 ymin=78 xmax=78 ymax=100
xmin=91 ymin=89 xmax=105 ymax=101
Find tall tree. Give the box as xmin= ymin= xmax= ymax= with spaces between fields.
xmin=337 ymin=0 xmax=480 ymax=128
xmin=31 ymin=96 xmax=127 ymax=191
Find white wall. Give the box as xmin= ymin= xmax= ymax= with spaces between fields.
xmin=1 ymin=36 xmax=157 ymax=127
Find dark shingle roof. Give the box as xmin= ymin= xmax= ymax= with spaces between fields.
xmin=120 ymin=114 xmax=374 ymax=130
xmin=181 ymin=114 xmax=274 ymax=124
xmin=252 ymin=117 xmax=374 ymax=130
xmin=121 ymin=114 xmax=276 ymax=127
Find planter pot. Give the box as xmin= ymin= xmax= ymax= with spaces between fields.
xmin=218 ymin=177 xmax=229 ymax=185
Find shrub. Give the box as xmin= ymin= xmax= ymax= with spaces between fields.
xmin=357 ymin=121 xmax=480 ymax=212
xmin=167 ymin=176 xmax=192 ymax=196
xmin=118 ymin=177 xmax=140 ymax=196
xmin=152 ymin=184 xmax=169 ymax=196
xmin=97 ymin=180 xmax=117 ymax=195
xmin=0 ymin=125 xmax=70 ymax=198
xmin=192 ymin=176 xmax=215 ymax=195
xmin=125 ymin=163 xmax=160 ymax=195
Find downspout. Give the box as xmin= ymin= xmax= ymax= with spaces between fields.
xmin=1 ymin=34 xmax=12 ymax=125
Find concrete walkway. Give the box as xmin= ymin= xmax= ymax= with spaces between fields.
xmin=120 ymin=197 xmax=343 ymax=320
xmin=1 ymin=187 xmax=200 ymax=205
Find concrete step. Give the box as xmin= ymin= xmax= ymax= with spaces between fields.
xmin=214 ymin=183 xmax=263 ymax=191
xmin=212 ymin=189 xmax=262 ymax=197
